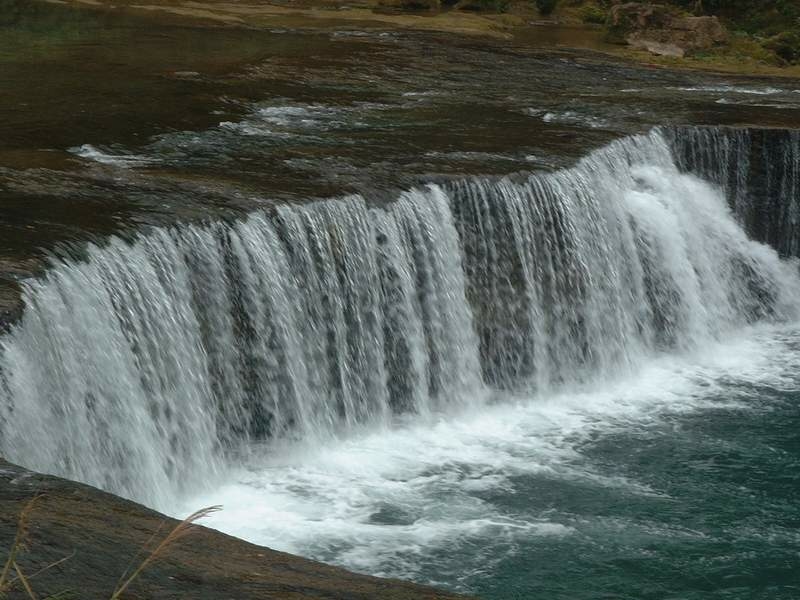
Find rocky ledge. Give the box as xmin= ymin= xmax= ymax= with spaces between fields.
xmin=0 ymin=459 xmax=469 ymax=599
xmin=607 ymin=2 xmax=728 ymax=58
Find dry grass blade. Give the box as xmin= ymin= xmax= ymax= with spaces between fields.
xmin=13 ymin=562 xmax=37 ymax=600
xmin=109 ymin=505 xmax=221 ymax=600
xmin=0 ymin=495 xmax=43 ymax=592
xmin=1 ymin=549 xmax=76 ymax=597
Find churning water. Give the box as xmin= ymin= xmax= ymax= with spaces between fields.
xmin=2 ymin=127 xmax=799 ymax=598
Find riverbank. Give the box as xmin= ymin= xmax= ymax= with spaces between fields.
xmin=40 ymin=0 xmax=800 ymax=77
xmin=43 ymin=0 xmax=527 ymax=38
xmin=0 ymin=458 xmax=470 ymax=599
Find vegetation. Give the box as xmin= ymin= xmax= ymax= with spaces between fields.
xmin=662 ymin=0 xmax=800 ymax=64
xmin=558 ymin=0 xmax=800 ymax=66
xmin=434 ymin=0 xmax=799 ymax=67
xmin=0 ymin=497 xmax=221 ymax=600
xmin=764 ymin=30 xmax=800 ymax=63
xmin=578 ymin=2 xmax=607 ymax=24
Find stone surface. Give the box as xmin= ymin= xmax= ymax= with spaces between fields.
xmin=0 ymin=459 xmax=470 ymax=600
xmin=607 ymin=2 xmax=728 ymax=56
xmin=629 ymin=37 xmax=685 ymax=57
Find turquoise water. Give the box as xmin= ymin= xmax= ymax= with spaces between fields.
xmin=471 ymin=351 xmax=800 ymax=598
xmin=187 ymin=328 xmax=800 ymax=599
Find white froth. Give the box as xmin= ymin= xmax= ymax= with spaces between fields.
xmin=185 ymin=326 xmax=800 ymax=580
xmin=69 ymin=144 xmax=157 ymax=167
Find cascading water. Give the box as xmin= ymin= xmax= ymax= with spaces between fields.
xmin=0 ymin=188 xmax=483 ymax=507
xmin=668 ymin=125 xmax=800 ymax=257
xmin=0 ymin=128 xmax=798 ymax=512
xmin=451 ymin=130 xmax=798 ymax=389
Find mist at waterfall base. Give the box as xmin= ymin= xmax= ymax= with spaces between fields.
xmin=2 ymin=129 xmax=800 ymax=599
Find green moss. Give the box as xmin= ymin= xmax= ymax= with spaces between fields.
xmin=726 ymin=32 xmax=785 ymax=65
xmin=579 ymin=3 xmax=606 ymax=24
xmin=764 ymin=30 xmax=800 ymax=64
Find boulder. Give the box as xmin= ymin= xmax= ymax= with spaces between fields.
xmin=607 ymin=2 xmax=728 ymax=57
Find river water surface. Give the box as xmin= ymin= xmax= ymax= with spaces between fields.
xmin=1 ymin=2 xmax=800 ymax=599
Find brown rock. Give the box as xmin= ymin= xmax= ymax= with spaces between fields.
xmin=0 ymin=459 xmax=471 ymax=600
xmin=607 ymin=2 xmax=728 ymax=57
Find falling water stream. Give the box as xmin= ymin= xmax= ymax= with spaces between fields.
xmin=1 ymin=127 xmax=799 ymax=598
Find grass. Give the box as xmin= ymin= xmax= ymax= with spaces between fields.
xmin=0 ymin=498 xmax=222 ymax=600
xmin=110 ymin=505 xmax=221 ymax=600
xmin=611 ymin=36 xmax=800 ymax=78
xmin=0 ymin=495 xmax=41 ymax=596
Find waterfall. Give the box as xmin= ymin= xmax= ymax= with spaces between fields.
xmin=667 ymin=126 xmax=800 ymax=257
xmin=1 ymin=128 xmax=798 ymax=509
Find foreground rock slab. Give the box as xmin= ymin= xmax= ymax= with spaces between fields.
xmin=0 ymin=459 xmax=470 ymax=599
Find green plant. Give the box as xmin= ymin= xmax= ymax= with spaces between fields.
xmin=727 ymin=31 xmax=784 ymax=65
xmin=764 ymin=30 xmax=800 ymax=63
xmin=580 ymin=3 xmax=606 ymax=24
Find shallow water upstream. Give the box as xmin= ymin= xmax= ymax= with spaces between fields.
xmin=3 ymin=0 xmax=799 ymax=273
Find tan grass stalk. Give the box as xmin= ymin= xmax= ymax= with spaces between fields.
xmin=2 ymin=549 xmax=76 ymax=593
xmin=0 ymin=495 xmax=42 ymax=592
xmin=109 ymin=506 xmax=221 ymax=600
xmin=13 ymin=562 xmax=37 ymax=600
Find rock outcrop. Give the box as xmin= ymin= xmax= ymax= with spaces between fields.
xmin=607 ymin=2 xmax=728 ymax=57
xmin=0 ymin=459 xmax=470 ymax=600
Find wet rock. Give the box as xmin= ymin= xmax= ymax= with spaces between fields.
xmin=0 ymin=284 xmax=24 ymax=333
xmin=607 ymin=3 xmax=728 ymax=57
xmin=0 ymin=459 xmax=470 ymax=600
